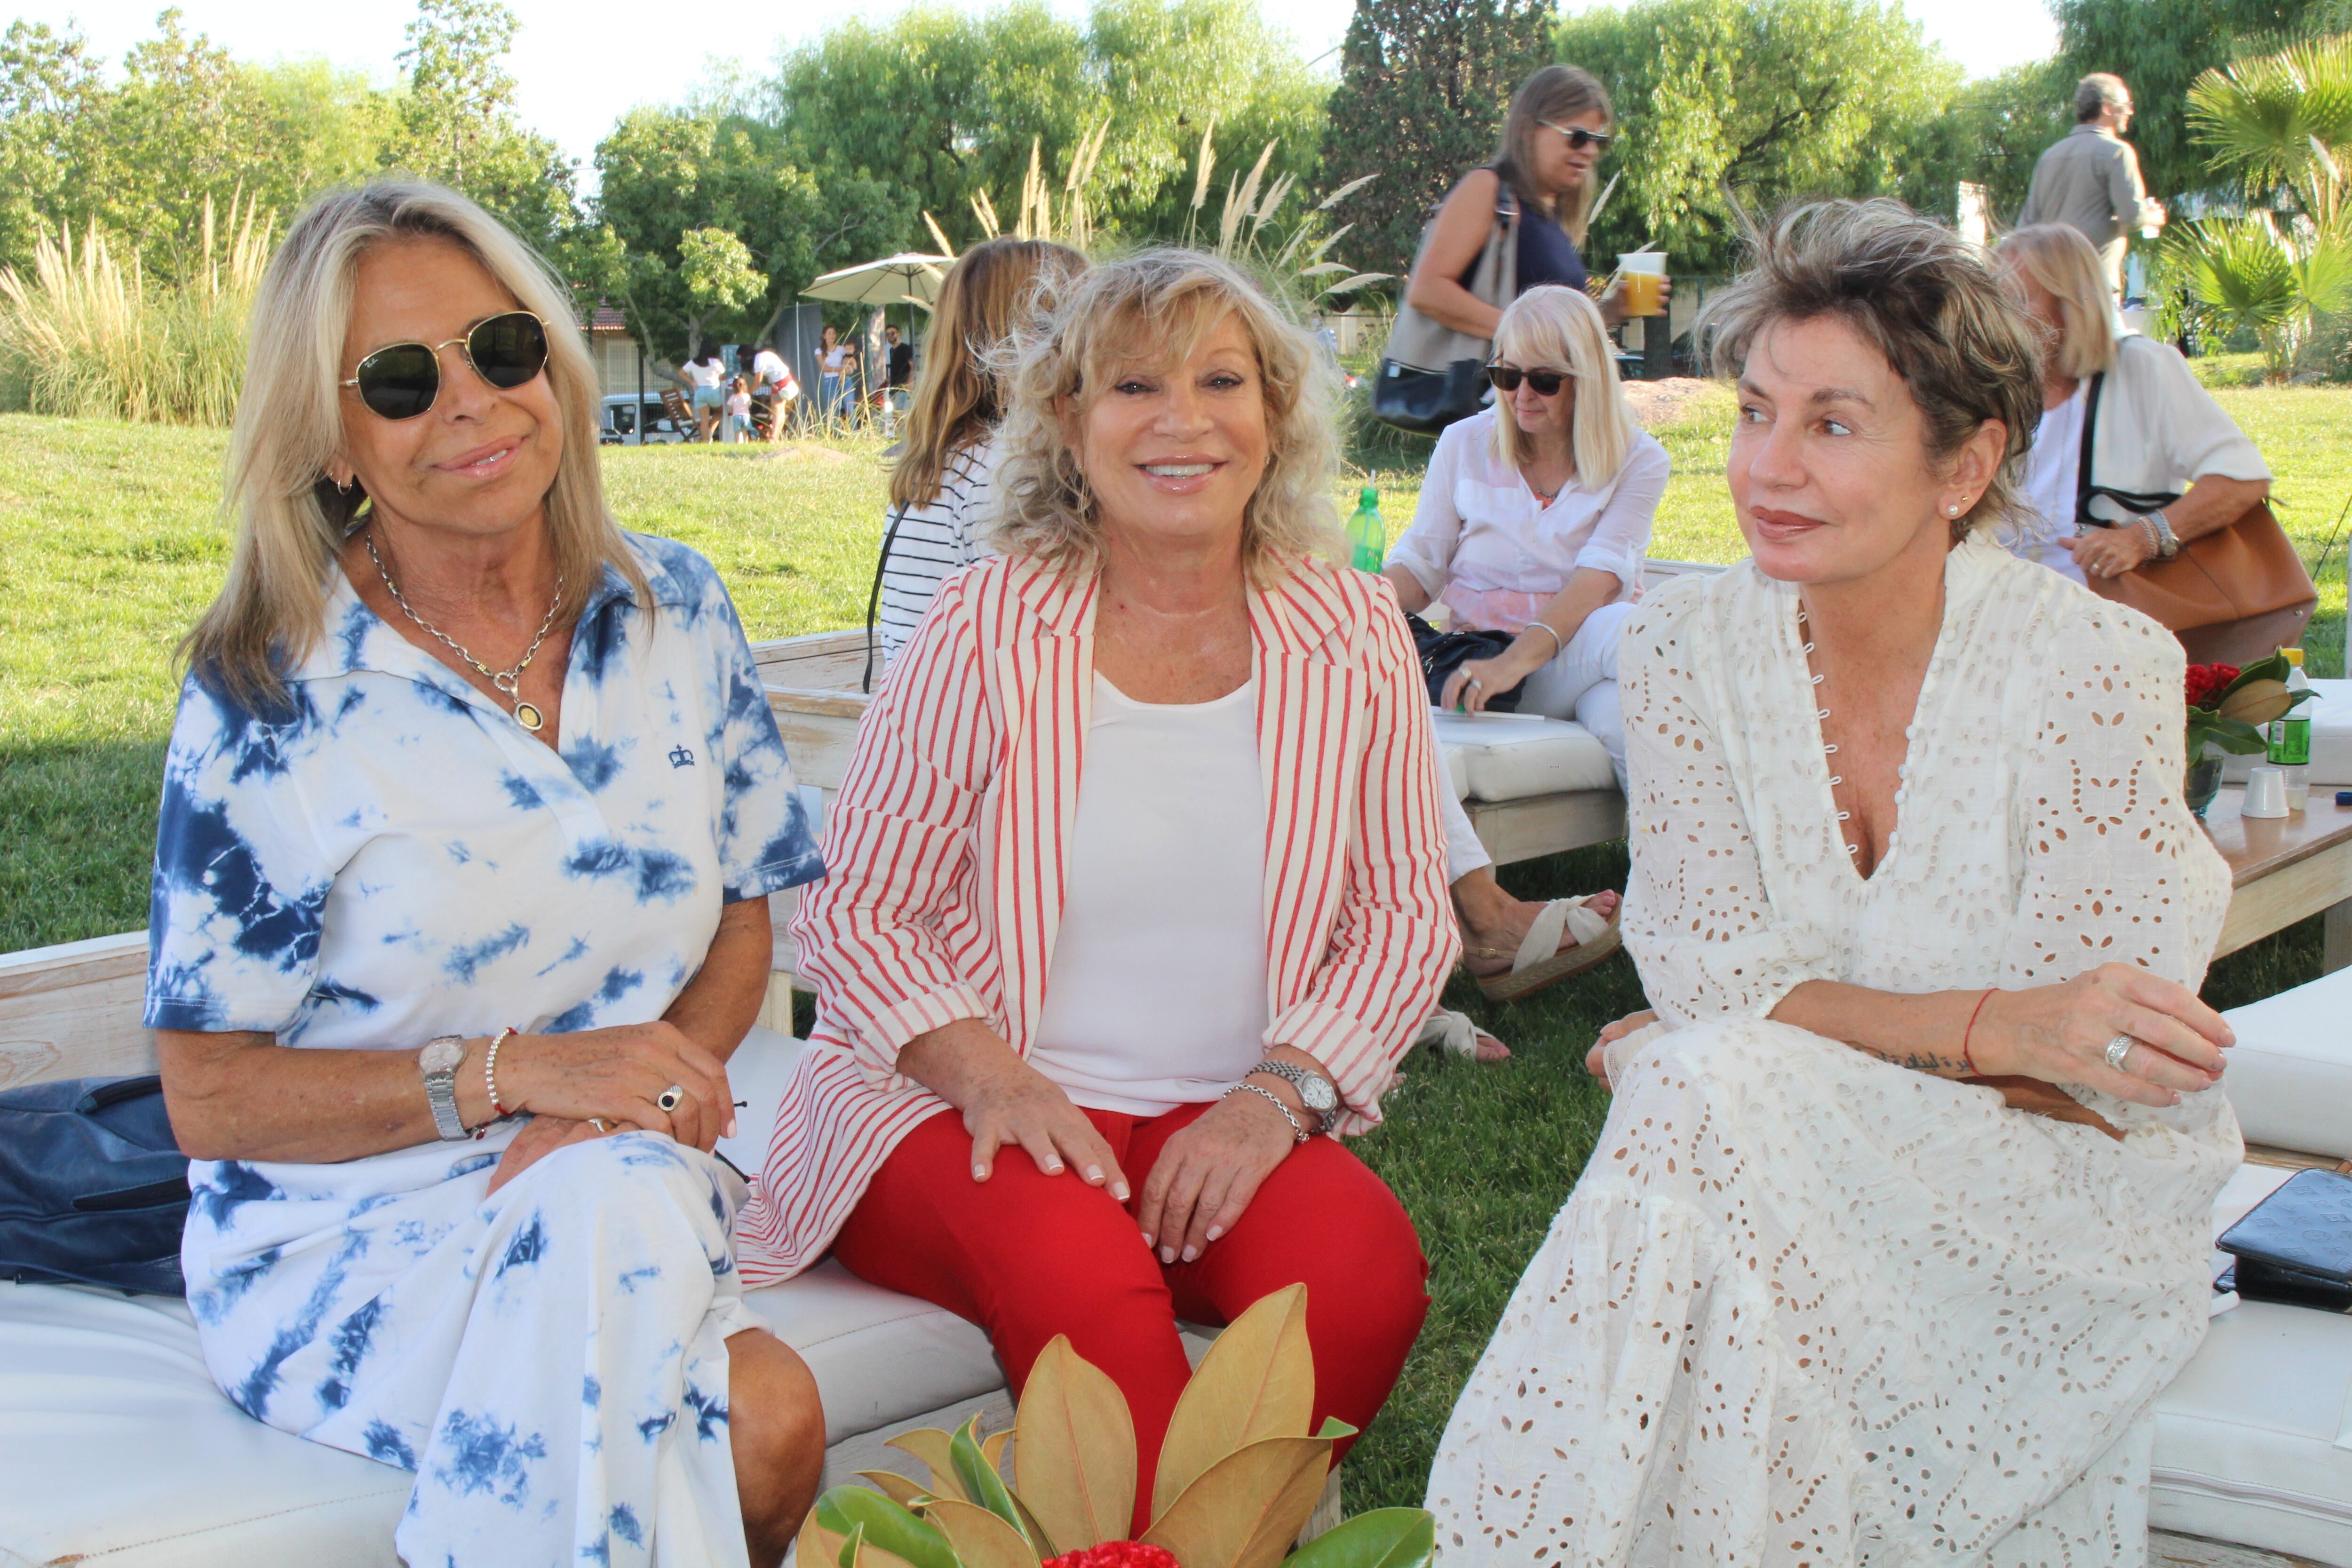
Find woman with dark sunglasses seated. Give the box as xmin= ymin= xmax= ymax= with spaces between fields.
xmin=1381 ymin=284 xmax=1667 ymax=995
xmin=146 ymin=183 xmax=827 ymax=1567
xmin=1405 ymin=65 xmax=1657 ymax=337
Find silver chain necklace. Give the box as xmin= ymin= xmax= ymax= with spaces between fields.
xmin=363 ymin=528 xmax=564 ymax=732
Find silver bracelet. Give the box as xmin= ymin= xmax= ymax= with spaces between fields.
xmin=1520 ymin=620 xmax=1563 ymax=659
xmin=2143 ymin=509 xmax=2180 ymax=559
xmin=1228 ymin=1082 xmax=1307 ymax=1143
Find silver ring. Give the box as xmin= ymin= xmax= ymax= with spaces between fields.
xmin=1465 ymin=677 xmax=1483 ymax=690
xmin=2104 ymin=1035 xmax=2136 ymax=1073
xmin=656 ymin=1084 xmax=685 ymax=1113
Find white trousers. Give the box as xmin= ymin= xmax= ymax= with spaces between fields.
xmin=183 ymin=1125 xmax=756 ymax=1568
xmin=1437 ymin=600 xmax=1635 ymax=884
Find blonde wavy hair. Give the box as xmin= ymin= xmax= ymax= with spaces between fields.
xmin=1489 ymin=284 xmax=1638 ymax=487
xmin=987 ymin=248 xmax=1341 ymax=581
xmin=1994 ymin=223 xmax=2120 ymax=382
xmin=184 ymin=180 xmax=645 ymax=710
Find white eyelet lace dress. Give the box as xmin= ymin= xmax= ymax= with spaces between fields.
xmin=1424 ymin=534 xmax=2241 ymax=1566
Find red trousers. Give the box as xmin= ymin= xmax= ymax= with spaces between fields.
xmin=832 ymin=1100 xmax=1429 ymax=1535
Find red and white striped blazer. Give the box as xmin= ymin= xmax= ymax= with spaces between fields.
xmin=736 ymin=549 xmax=1458 ymax=1283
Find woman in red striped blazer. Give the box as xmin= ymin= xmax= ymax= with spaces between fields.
xmin=741 ymin=251 xmax=1456 ymax=1525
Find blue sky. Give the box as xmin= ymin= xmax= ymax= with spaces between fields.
xmin=15 ymin=0 xmax=2059 ymax=187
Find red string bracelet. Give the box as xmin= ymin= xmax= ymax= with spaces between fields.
xmin=1961 ymin=989 xmax=1995 ymax=1076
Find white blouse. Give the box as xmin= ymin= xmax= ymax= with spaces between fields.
xmin=2017 ymin=382 xmax=2089 ymax=581
xmin=1026 ymin=675 xmax=1269 ymax=1116
xmin=1385 ymin=408 xmax=1668 ymax=631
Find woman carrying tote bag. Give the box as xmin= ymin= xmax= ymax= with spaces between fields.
xmin=1995 ymin=224 xmax=2312 ymax=663
xmin=1377 ymin=65 xmax=1653 ymax=434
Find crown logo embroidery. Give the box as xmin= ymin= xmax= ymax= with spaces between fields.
xmin=667 ymin=744 xmax=696 ymax=769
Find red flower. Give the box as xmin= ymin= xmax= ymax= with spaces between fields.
xmin=1044 ymin=1545 xmax=1180 ymax=1568
xmin=2185 ymin=663 xmax=2241 ymax=710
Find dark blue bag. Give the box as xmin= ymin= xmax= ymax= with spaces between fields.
xmin=0 ymin=1075 xmax=190 ymax=1296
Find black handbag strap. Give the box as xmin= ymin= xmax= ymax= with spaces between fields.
xmin=862 ymin=502 xmax=912 ymax=694
xmin=2074 ymin=366 xmax=2182 ymax=526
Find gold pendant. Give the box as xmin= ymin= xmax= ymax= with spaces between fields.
xmin=514 ymin=700 xmax=544 ymax=732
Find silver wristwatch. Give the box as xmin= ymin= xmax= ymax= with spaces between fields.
xmin=419 ymin=1035 xmax=468 ymax=1141
xmin=1248 ymin=1058 xmax=1340 ymax=1134
xmin=2142 ymin=509 xmax=2180 ymax=559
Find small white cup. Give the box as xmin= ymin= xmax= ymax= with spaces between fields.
xmin=2243 ymin=765 xmax=2290 ymax=819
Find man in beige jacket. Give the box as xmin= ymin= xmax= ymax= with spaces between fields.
xmin=2019 ymin=72 xmax=2167 ymax=292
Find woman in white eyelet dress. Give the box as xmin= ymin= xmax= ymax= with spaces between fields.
xmin=1425 ymin=200 xmax=2241 ymax=1567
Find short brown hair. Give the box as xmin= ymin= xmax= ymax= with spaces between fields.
xmin=2076 ymin=72 xmax=2129 ymax=123
xmin=889 ymin=237 xmax=1086 ymax=511
xmin=1494 ymin=65 xmax=1613 ymax=245
xmin=1696 ymin=199 xmax=2044 ymax=541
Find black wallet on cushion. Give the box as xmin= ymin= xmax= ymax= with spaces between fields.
xmin=2216 ymin=1167 xmax=2352 ymax=1313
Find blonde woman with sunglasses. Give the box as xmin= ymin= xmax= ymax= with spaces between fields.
xmin=1382 ymin=284 xmax=1666 ymax=996
xmin=152 ymin=183 xmax=828 ymax=1566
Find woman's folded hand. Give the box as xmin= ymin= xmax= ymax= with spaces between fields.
xmin=1584 ymin=1008 xmax=1659 ymax=1089
xmin=500 ymin=1022 xmax=736 ymax=1151
xmin=1135 ymin=1091 xmax=1297 ymax=1266
xmin=486 ymin=1114 xmax=624 ymax=1196
xmin=1974 ymin=963 xmax=2232 ymax=1108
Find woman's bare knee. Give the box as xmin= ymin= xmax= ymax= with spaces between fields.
xmin=726 ymin=1328 xmax=825 ymax=1567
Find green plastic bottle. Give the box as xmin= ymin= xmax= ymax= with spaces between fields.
xmin=1346 ymin=485 xmax=1385 ymax=573
xmin=2268 ymin=645 xmax=2313 ymax=808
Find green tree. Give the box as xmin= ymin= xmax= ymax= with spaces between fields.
xmin=1554 ymin=0 xmax=1961 ymax=275
xmin=383 ymin=0 xmax=577 ymax=250
xmin=769 ymin=0 xmax=1331 ymax=253
xmin=2050 ymin=0 xmax=2322 ymax=203
xmin=676 ymin=226 xmax=764 ymax=352
xmin=590 ymin=105 xmax=898 ymax=361
xmin=1319 ymin=0 xmax=1554 ymax=283
xmin=0 ymin=21 xmax=105 ymax=274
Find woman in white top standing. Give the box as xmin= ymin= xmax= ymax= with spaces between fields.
xmin=817 ymin=325 xmax=853 ymax=424
xmin=1994 ymin=224 xmax=2276 ymax=653
xmin=680 ymin=339 xmax=727 ymax=442
xmin=1383 ymin=284 xmax=1668 ymax=999
xmin=873 ymin=237 xmax=1086 ymax=671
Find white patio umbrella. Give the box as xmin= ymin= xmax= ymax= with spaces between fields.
xmin=801 ymin=253 xmax=950 ymax=307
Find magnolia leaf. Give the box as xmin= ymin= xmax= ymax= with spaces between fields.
xmin=2191 ymin=712 xmax=2272 ymax=755
xmin=1012 ymin=1336 xmax=1136 ymax=1551
xmin=2220 ymin=677 xmax=2295 ymax=726
xmin=983 ymin=1428 xmax=1013 ymax=1471
xmin=953 ymin=1416 xmax=1053 ymax=1556
xmin=815 ymin=1486 xmax=960 ymax=1568
xmin=799 ymin=1513 xmax=852 ymax=1568
xmin=1152 ymin=1283 xmax=1312 ymax=1519
xmin=1143 ymin=1434 xmax=1332 ymax=1568
xmin=858 ymin=1471 xmax=933 ymax=1509
xmin=1284 ymin=1507 xmax=1437 ymax=1568
xmin=924 ymin=1498 xmax=1045 ymax=1568
xmin=886 ymin=1429 xmax=969 ymax=1504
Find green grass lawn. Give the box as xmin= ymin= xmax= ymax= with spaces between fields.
xmin=4 ymin=394 xmax=2346 ymax=1515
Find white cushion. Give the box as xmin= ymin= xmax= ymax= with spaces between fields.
xmin=2216 ymin=964 xmax=2352 ymax=1160
xmin=0 ymin=1280 xmax=408 ymax=1567
xmin=2222 ymin=677 xmax=2352 ymax=786
xmin=1444 ymin=744 xmax=1470 ymax=801
xmin=1431 ymin=711 xmax=1617 ymax=802
xmin=2150 ymin=1162 xmax=2352 ymax=1564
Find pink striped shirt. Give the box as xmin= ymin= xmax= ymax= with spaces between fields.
xmin=736 ymin=550 xmax=1458 ymax=1283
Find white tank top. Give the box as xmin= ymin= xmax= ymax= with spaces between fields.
xmin=1028 ymin=674 xmax=1269 ymax=1116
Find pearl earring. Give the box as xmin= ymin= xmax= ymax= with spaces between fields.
xmin=1948 ymin=503 xmax=1962 ymax=516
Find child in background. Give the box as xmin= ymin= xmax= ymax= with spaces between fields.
xmin=723 ymin=377 xmax=753 ymax=443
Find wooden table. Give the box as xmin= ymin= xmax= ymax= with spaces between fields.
xmin=2205 ymin=785 xmax=2352 ymax=971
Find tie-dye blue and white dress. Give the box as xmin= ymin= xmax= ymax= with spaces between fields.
xmin=143 ymin=532 xmax=825 ymax=1568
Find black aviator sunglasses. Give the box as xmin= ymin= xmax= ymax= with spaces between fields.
xmin=340 ymin=310 xmax=551 ymax=421
xmin=1539 ymin=121 xmax=1615 ymax=153
xmin=1486 ymin=364 xmax=1572 ymax=396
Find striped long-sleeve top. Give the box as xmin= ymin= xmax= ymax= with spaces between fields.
xmin=736 ymin=548 xmax=1459 ymax=1282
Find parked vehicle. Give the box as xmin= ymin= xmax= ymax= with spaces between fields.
xmin=599 ymin=394 xmax=689 ymax=445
